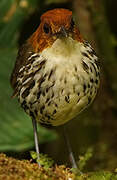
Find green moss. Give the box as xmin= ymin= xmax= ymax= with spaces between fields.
xmin=0 ymin=153 xmax=117 ymax=180
xmin=75 ymin=171 xmax=117 ymax=180
xmin=77 ymin=147 xmax=93 ymax=171
xmin=30 ymin=151 xmax=54 ymax=169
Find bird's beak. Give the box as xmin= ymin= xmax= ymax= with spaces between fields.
xmin=60 ymin=26 xmax=68 ymax=37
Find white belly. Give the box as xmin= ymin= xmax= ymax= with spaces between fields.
xmin=18 ymin=38 xmax=100 ymax=126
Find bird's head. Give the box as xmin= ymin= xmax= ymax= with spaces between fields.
xmin=28 ymin=9 xmax=83 ymax=52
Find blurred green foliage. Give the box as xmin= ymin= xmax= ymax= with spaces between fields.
xmin=0 ymin=0 xmax=61 ymax=152
xmin=78 ymin=147 xmax=93 ymax=171
xmin=30 ymin=151 xmax=54 ymax=168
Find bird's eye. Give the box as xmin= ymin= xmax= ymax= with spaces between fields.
xmin=43 ymin=23 xmax=50 ymax=34
xmin=71 ymin=18 xmax=75 ymax=28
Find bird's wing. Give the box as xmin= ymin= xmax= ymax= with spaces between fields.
xmin=10 ymin=42 xmax=33 ymax=97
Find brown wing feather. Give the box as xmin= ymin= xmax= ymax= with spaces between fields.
xmin=10 ymin=42 xmax=33 ymax=97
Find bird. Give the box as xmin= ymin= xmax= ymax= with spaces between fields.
xmin=10 ymin=8 xmax=100 ymax=168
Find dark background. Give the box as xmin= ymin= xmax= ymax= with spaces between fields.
xmin=0 ymin=0 xmax=117 ymax=171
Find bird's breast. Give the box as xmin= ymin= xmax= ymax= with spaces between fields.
xmin=17 ymin=39 xmax=100 ymax=126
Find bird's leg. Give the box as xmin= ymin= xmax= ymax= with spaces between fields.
xmin=32 ymin=118 xmax=41 ymax=167
xmin=63 ymin=126 xmax=83 ymax=174
xmin=63 ymin=126 xmax=77 ymax=169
